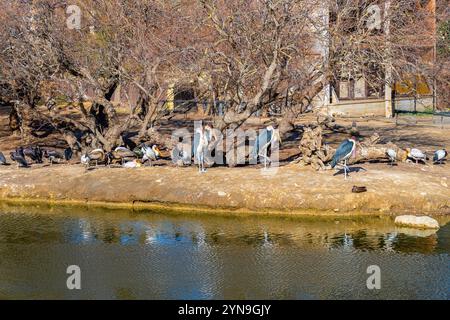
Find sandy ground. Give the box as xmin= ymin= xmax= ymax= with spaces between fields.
xmin=0 ymin=106 xmax=449 ymax=216
xmin=0 ymin=161 xmax=448 ymax=216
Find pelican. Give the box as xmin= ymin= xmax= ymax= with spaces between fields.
xmin=84 ymin=149 xmax=106 ymax=167
xmin=111 ymin=146 xmax=136 ymax=165
xmin=0 ymin=152 xmax=7 ymax=165
xmin=141 ymin=144 xmax=161 ymax=166
xmin=194 ymin=126 xmax=210 ymax=173
xmin=331 ymin=138 xmax=357 ymax=179
xmin=122 ymin=159 xmax=142 ymax=168
xmin=251 ymin=125 xmax=281 ymax=169
xmin=433 ymin=149 xmax=447 ymax=165
xmin=386 ymin=148 xmax=397 ymax=166
xmin=407 ymin=148 xmax=427 ymax=164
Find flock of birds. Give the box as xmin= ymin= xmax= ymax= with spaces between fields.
xmin=0 ymin=125 xmax=447 ymax=178
xmin=0 ymin=143 xmax=161 ymax=169
xmin=331 ymin=137 xmax=448 ymax=179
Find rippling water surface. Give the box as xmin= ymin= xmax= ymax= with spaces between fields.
xmin=0 ymin=205 xmax=448 ymax=299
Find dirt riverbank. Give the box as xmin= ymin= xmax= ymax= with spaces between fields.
xmin=0 ymin=161 xmax=449 ymax=217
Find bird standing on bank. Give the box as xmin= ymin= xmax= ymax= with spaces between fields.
xmin=331 ymin=138 xmax=357 ymax=179
xmin=194 ymin=126 xmax=210 ymax=173
xmin=64 ymin=147 xmax=73 ymax=162
xmin=141 ymin=144 xmax=161 ymax=166
xmin=433 ymin=149 xmax=447 ymax=165
xmin=251 ymin=125 xmax=282 ymax=169
xmin=82 ymin=149 xmax=106 ymax=167
xmin=10 ymin=147 xmax=29 ymax=168
xmin=0 ymin=151 xmax=8 ymax=165
xmin=407 ymin=148 xmax=427 ymax=164
xmin=44 ymin=150 xmax=64 ymax=165
xmin=386 ymin=148 xmax=397 ymax=166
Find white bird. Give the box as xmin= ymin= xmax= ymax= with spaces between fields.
xmin=122 ymin=159 xmax=142 ymax=168
xmin=433 ymin=149 xmax=447 ymax=165
xmin=80 ymin=154 xmax=90 ymax=167
xmin=386 ymin=149 xmax=397 ymax=166
xmin=407 ymin=148 xmax=427 ymax=164
xmin=194 ymin=126 xmax=210 ymax=173
xmin=141 ymin=145 xmax=161 ymax=166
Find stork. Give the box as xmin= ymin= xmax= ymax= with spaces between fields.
xmin=141 ymin=144 xmax=161 ymax=166
xmin=406 ymin=148 xmax=427 ymax=164
xmin=386 ymin=148 xmax=397 ymax=166
xmin=251 ymin=125 xmax=281 ymax=169
xmin=194 ymin=126 xmax=210 ymax=173
xmin=331 ymin=138 xmax=357 ymax=179
xmin=433 ymin=149 xmax=447 ymax=165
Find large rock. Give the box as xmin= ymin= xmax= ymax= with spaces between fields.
xmin=394 ymin=215 xmax=440 ymax=230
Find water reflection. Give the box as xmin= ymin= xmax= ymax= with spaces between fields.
xmin=0 ymin=205 xmax=448 ymax=299
xmin=0 ymin=209 xmax=446 ymax=254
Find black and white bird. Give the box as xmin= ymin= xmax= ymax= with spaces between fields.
xmin=0 ymin=151 xmax=8 ymax=165
xmin=433 ymin=149 xmax=447 ymax=165
xmin=386 ymin=148 xmax=397 ymax=166
xmin=331 ymin=138 xmax=357 ymax=179
xmin=407 ymin=148 xmax=427 ymax=164
xmin=141 ymin=144 xmax=161 ymax=166
xmin=251 ymin=125 xmax=281 ymax=169
xmin=44 ymin=150 xmax=64 ymax=165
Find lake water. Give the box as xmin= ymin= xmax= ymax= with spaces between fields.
xmin=0 ymin=204 xmax=448 ymax=299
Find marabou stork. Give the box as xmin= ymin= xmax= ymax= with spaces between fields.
xmin=251 ymin=125 xmax=281 ymax=169
xmin=331 ymin=138 xmax=357 ymax=179
xmin=433 ymin=149 xmax=447 ymax=165
xmin=407 ymin=148 xmax=427 ymax=164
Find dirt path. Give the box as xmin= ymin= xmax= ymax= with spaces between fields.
xmin=0 ymin=161 xmax=449 ymax=216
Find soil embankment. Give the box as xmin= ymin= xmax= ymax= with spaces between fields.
xmin=0 ymin=162 xmax=449 ymax=216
